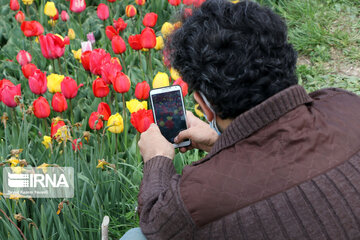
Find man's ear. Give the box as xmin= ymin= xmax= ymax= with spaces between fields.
xmin=194 ymin=92 xmax=214 ymax=122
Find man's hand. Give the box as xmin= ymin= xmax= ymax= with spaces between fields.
xmin=174 ymin=111 xmax=219 ymax=153
xmin=138 ymin=124 xmax=175 ymax=163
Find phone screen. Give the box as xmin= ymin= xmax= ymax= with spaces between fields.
xmin=151 ymin=90 xmax=187 ymax=143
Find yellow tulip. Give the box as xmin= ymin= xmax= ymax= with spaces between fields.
xmin=72 ymin=49 xmax=82 ymax=62
xmin=155 ymin=36 xmax=164 ymax=50
xmin=68 ymin=28 xmax=75 ymax=40
xmin=96 ymin=159 xmax=109 ymax=169
xmin=7 ymin=157 xmax=19 ymax=167
xmin=54 ymin=126 xmax=70 ymax=143
xmin=153 ymin=72 xmax=170 ymax=89
xmin=9 ymin=193 xmax=25 ymax=200
xmin=161 ymin=22 xmax=174 ymax=38
xmin=170 ymin=67 xmax=181 ymax=80
xmin=231 ymin=0 xmax=240 ymax=3
xmin=42 ymin=136 xmax=52 ymax=149
xmin=44 ymin=2 xmax=57 ymax=17
xmin=47 ymin=73 xmax=64 ymax=93
xmin=22 ymin=0 xmax=33 ymax=5
xmin=194 ymin=104 xmax=204 ymax=118
xmin=107 ymin=113 xmax=124 ymax=133
xmin=11 ymin=166 xmax=24 ymax=174
xmin=126 ymin=99 xmax=147 ymax=113
xmin=48 ymin=19 xmax=57 ymax=27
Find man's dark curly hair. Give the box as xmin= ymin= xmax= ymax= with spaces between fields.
xmin=166 ymin=0 xmax=298 ymax=119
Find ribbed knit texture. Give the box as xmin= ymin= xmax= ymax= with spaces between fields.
xmin=137 ymin=86 xmax=360 ymax=239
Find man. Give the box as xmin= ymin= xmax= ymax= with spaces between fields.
xmin=136 ymin=0 xmax=360 ymax=239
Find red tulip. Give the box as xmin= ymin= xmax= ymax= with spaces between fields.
xmin=33 ymin=96 xmax=50 ymax=118
xmin=89 ymin=112 xmax=103 ymax=130
xmin=130 ymin=109 xmax=154 ymax=133
xmin=72 ymin=138 xmax=83 ymax=151
xmin=39 ymin=33 xmax=66 ymax=59
xmin=168 ymin=0 xmax=181 ymax=6
xmin=140 ymin=27 xmax=156 ymax=49
xmin=97 ymin=102 xmax=111 ymax=121
xmin=112 ymin=35 xmax=126 ymax=54
xmin=105 ymin=26 xmax=118 ymax=41
xmin=0 ymin=79 xmax=15 ymax=102
xmin=112 ymin=72 xmax=131 ymax=93
xmin=15 ymin=11 xmax=25 ymax=23
xmin=107 ymin=0 xmax=116 ymax=2
xmin=163 ymin=49 xmax=171 ymax=67
xmin=51 ymin=93 xmax=68 ymax=113
xmin=61 ymin=11 xmax=69 ymax=22
xmin=113 ymin=17 xmax=127 ymax=32
xmin=135 ymin=0 xmax=145 ymax=5
xmin=51 ymin=120 xmax=65 ymax=137
xmin=16 ymin=50 xmax=32 ymax=66
xmin=89 ymin=49 xmax=111 ymax=76
xmin=61 ymin=77 xmax=83 ymax=99
xmin=142 ymin=13 xmax=158 ymax=28
xmin=92 ymin=78 xmax=109 ymax=98
xmin=193 ymin=0 xmax=206 ymax=7
xmin=28 ymin=69 xmax=47 ymax=95
xmin=21 ymin=21 xmax=44 ymax=37
xmin=97 ymin=3 xmax=109 ymax=21
xmin=173 ymin=78 xmax=188 ymax=97
xmin=81 ymin=50 xmax=91 ymax=71
xmin=183 ymin=8 xmax=193 ymax=18
xmin=51 ymin=10 xmax=59 ymax=21
xmin=183 ymin=0 xmax=193 ymax=5
xmin=125 ymin=5 xmax=137 ymax=18
xmin=1 ymin=84 xmax=21 ymax=107
xmin=70 ymin=0 xmax=86 ymax=13
xmin=10 ymin=0 xmax=19 ymax=11
xmin=101 ymin=61 xmax=122 ymax=85
xmin=128 ymin=34 xmax=142 ymax=50
xmin=21 ymin=63 xmax=38 ymax=79
xmin=135 ymin=81 xmax=150 ymax=100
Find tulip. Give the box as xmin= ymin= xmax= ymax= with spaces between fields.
xmin=168 ymin=0 xmax=181 ymax=6
xmin=173 ymin=78 xmax=188 ymax=97
xmin=193 ymin=0 xmax=206 ymax=7
xmin=92 ymin=78 xmax=109 ymax=98
xmin=51 ymin=119 xmax=65 ymax=137
xmin=87 ymin=32 xmax=95 ymax=45
xmin=39 ymin=33 xmax=66 ymax=59
xmin=128 ymin=34 xmax=142 ymax=50
xmin=126 ymin=99 xmax=147 ymax=113
xmin=70 ymin=0 xmax=86 ymax=13
xmin=105 ymin=26 xmax=118 ymax=41
xmin=0 ymin=79 xmax=15 ymax=102
xmin=47 ymin=73 xmax=64 ymax=93
xmin=33 ymin=96 xmax=50 ymax=118
xmin=72 ymin=139 xmax=83 ymax=151
xmin=89 ymin=112 xmax=103 ymax=130
xmin=81 ymin=50 xmax=91 ymax=71
xmin=61 ymin=77 xmax=83 ymax=99
xmin=10 ymin=0 xmax=20 ymax=11
xmin=72 ymin=49 xmax=82 ymax=62
xmin=112 ymin=72 xmax=130 ymax=93
xmin=194 ymin=104 xmax=204 ymax=118
xmin=140 ymin=27 xmax=156 ymax=49
xmin=97 ymin=102 xmax=111 ymax=121
xmin=101 ymin=61 xmax=122 ymax=85
xmin=135 ymin=0 xmax=145 ymax=5
xmin=68 ymin=28 xmax=75 ymax=40
xmin=161 ymin=22 xmax=174 ymax=38
xmin=125 ymin=5 xmax=137 ymax=18
xmin=163 ymin=48 xmax=171 ymax=67
xmin=16 ymin=50 xmax=32 ymax=66
xmin=21 ymin=21 xmax=44 ymax=37
xmin=155 ymin=36 xmax=164 ymax=50
xmin=97 ymin=3 xmax=109 ymax=21
xmin=113 ymin=18 xmax=127 ymax=32
xmin=15 ymin=11 xmax=25 ymax=23
xmin=21 ymin=63 xmax=38 ymax=79
xmin=107 ymin=0 xmax=116 ymax=2
xmin=61 ymin=11 xmax=69 ymax=21
xmin=42 ymin=136 xmax=52 ymax=149
xmin=22 ymin=0 xmax=33 ymax=5
xmin=134 ymin=81 xmax=150 ymax=100
xmin=170 ymin=67 xmax=181 ymax=81
xmin=1 ymin=84 xmax=21 ymax=107
xmin=28 ymin=69 xmax=47 ymax=95
xmin=183 ymin=0 xmax=193 ymax=5
xmin=153 ymin=72 xmax=170 ymax=89
xmin=183 ymin=8 xmax=193 ymax=18
xmin=89 ymin=49 xmax=111 ymax=76
xmin=107 ymin=113 xmax=123 ymax=133
xmin=50 ymin=9 xmax=59 ymax=20
xmin=130 ymin=109 xmax=154 ymax=133
xmin=112 ymin=35 xmax=126 ymax=54
xmin=44 ymin=2 xmax=57 ymax=17
xmin=51 ymin=93 xmax=68 ymax=113
xmin=143 ymin=13 xmax=158 ymax=27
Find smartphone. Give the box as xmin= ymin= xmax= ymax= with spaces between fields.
xmin=149 ymin=85 xmax=191 ymax=148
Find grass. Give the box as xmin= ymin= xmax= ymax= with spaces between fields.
xmin=0 ymin=0 xmax=359 ymax=239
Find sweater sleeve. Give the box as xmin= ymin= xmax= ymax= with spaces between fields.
xmin=137 ymin=156 xmax=195 ymax=240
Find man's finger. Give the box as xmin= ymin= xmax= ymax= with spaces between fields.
xmin=174 ymin=128 xmax=192 ymax=143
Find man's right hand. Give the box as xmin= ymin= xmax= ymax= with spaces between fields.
xmin=174 ymin=111 xmax=219 ymax=153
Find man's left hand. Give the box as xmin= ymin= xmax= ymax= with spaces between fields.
xmin=138 ymin=124 xmax=175 ymax=163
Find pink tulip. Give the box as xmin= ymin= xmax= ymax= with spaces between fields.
xmin=1 ymin=84 xmax=21 ymax=107
xmin=16 ymin=50 xmax=32 ymax=66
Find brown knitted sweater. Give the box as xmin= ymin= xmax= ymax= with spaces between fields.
xmin=138 ymin=85 xmax=360 ymax=239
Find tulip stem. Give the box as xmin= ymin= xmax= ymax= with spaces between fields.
xmin=148 ymin=50 xmax=153 ymax=79
xmin=57 ymin=58 xmax=63 ymax=75
xmin=122 ymin=93 xmax=126 ymax=123
xmin=120 ymin=54 xmax=127 ymax=75
xmin=52 ymin=59 xmax=56 ymax=73
xmin=122 ymin=93 xmax=127 ymax=147
xmin=69 ymin=99 xmax=73 ymax=123
xmin=12 ymin=108 xmax=19 ymax=131
xmin=42 ymin=118 xmax=47 ymax=135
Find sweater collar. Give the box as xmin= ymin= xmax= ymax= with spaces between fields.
xmin=193 ymin=85 xmax=313 ymax=166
